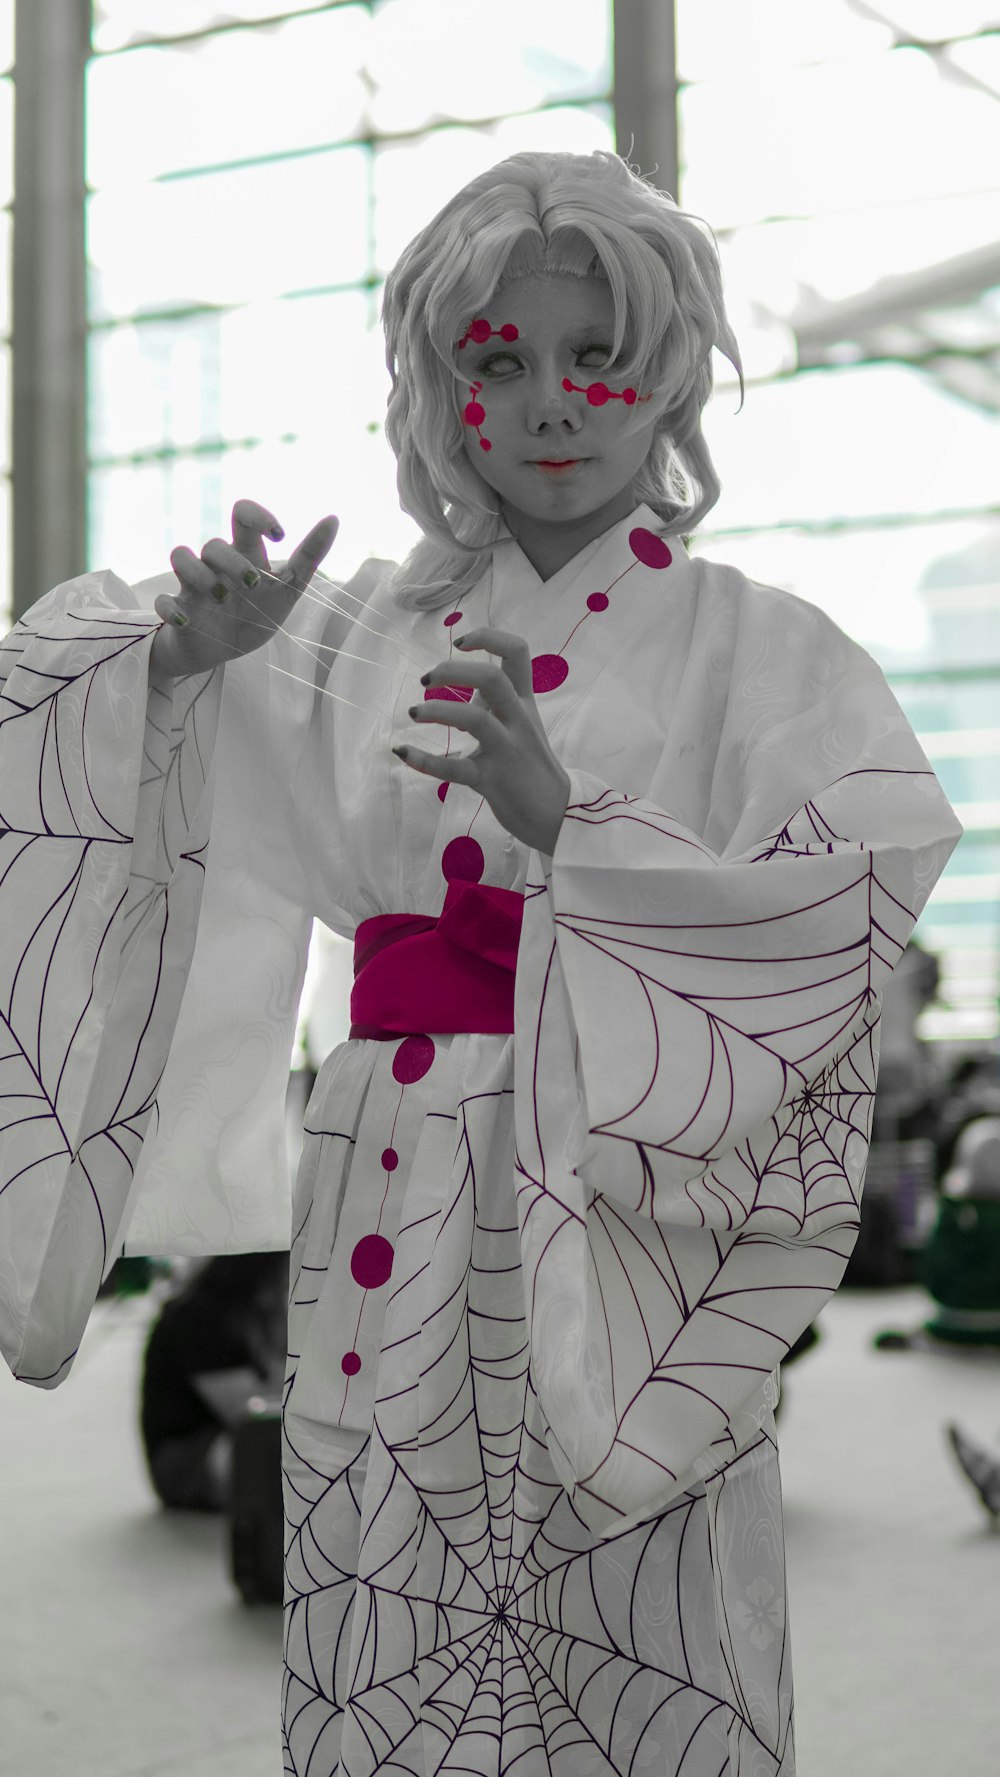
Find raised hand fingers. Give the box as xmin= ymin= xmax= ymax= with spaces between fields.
xmin=232 ymin=498 xmax=285 ymax=562
xmin=169 ymin=543 xmax=227 ymax=601
xmin=284 ymin=514 xmax=340 ymax=593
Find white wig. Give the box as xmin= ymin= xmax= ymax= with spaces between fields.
xmin=381 ymin=149 xmax=744 ymax=612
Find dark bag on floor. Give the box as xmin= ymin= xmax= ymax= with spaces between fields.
xmin=229 ymin=1400 xmax=283 ymax=1605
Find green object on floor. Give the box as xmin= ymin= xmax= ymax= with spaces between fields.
xmin=917 ymin=1196 xmax=1000 ymax=1346
xmin=105 ymin=1256 xmax=172 ymax=1297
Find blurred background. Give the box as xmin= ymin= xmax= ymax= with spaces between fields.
xmin=1 ymin=3 xmax=999 ymax=1776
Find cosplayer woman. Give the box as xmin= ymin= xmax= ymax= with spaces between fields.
xmin=0 ymin=152 xmax=962 ymax=1775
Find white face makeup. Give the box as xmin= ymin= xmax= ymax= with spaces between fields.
xmin=456 ymin=271 xmax=665 ymax=579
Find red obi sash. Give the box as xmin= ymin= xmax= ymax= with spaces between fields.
xmin=349 ymin=880 xmax=525 ymax=1040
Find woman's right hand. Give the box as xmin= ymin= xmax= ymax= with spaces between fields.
xmin=151 ymin=498 xmax=340 ymax=678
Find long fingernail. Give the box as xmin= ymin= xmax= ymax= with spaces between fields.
xmin=270 ymin=524 xmax=284 ymax=541
xmin=213 ymin=584 xmax=229 ymax=602
xmin=171 ymin=612 xmax=188 ymax=626
xmin=243 ymin=569 xmax=259 ymax=587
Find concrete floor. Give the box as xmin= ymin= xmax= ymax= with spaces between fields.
xmin=2 ymin=1280 xmax=999 ymax=1777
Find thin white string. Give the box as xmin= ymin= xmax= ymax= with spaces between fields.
xmin=255 ymin=563 xmax=424 ymax=668
xmin=166 ymin=567 xmax=426 ymax=713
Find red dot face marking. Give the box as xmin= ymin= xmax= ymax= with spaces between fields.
xmin=562 ymin=377 xmax=652 ymax=407
xmin=456 ymin=319 xmax=519 ymax=452
xmin=628 ymin=527 xmax=672 ymax=569
xmin=457 ymin=317 xmax=519 ymax=352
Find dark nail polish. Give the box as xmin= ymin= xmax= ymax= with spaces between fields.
xmin=420 ymin=673 xmax=430 ymax=686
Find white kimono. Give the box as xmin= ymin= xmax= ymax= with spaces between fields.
xmin=0 ymin=505 xmax=962 ymax=1775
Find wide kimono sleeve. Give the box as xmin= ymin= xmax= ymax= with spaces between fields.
xmin=0 ymin=562 xmax=360 ymax=1390
xmin=512 ymin=637 xmax=963 ymax=1539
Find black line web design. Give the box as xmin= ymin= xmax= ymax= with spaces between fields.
xmin=0 ymin=520 xmax=961 ymax=1775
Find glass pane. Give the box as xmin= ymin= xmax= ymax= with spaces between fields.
xmin=86 ymin=145 xmax=371 ymax=322
xmin=91 ymin=0 xmax=331 ymax=53
xmin=947 ymin=30 xmax=1000 ymax=96
xmin=883 ymin=1 xmax=1000 ymax=34
xmin=689 ymin=514 xmax=1000 ymax=1041
xmin=373 ymin=104 xmax=613 ymax=276
xmin=701 ymin=361 xmax=998 ymax=542
xmin=0 ymin=77 xmax=12 ymax=208
xmin=0 ymin=207 xmax=10 ymax=336
xmin=89 ymin=290 xmax=377 ymax=459
xmin=0 ymin=339 xmax=8 ymax=471
xmin=0 ymin=475 xmax=10 ymax=635
xmin=680 ymin=48 xmax=998 ymax=227
xmin=87 ymin=8 xmax=371 ymax=189
xmin=676 ymin=0 xmax=891 ymax=80
xmin=690 ymin=515 xmax=1000 ymax=667
xmin=715 ymin=191 xmax=1000 ymax=327
xmin=369 ymin=0 xmax=610 ymax=133
xmin=88 ymin=424 xmax=418 ymax=604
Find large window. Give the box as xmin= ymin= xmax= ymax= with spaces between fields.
xmin=4 ymin=1 xmax=994 ymax=1049
xmin=676 ymin=0 xmax=1000 ymax=1044
xmin=85 ymin=0 xmax=613 ymax=587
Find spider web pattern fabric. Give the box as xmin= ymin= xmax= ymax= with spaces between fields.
xmin=281 ymin=1060 xmax=793 ymax=1776
xmin=510 ymin=731 xmax=958 ymax=1535
xmin=0 ymin=511 xmax=962 ymax=1775
xmin=0 ymin=577 xmax=221 ymax=1378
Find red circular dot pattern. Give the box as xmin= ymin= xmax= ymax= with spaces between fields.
xmin=443 ymin=612 xmax=463 ymax=627
xmin=351 ymin=1232 xmax=394 ymax=1289
xmin=629 ymin=528 xmax=672 ymax=570
xmin=464 ymin=400 xmax=485 ymax=426
xmin=442 ymin=836 xmax=485 ymax=882
xmin=586 ymin=382 xmax=610 ymax=406
xmin=392 ymin=1034 xmax=436 ymax=1084
xmin=437 ymin=782 xmax=449 ymax=802
xmin=532 ymin=653 xmax=569 ymax=694
xmin=341 ymin=1351 xmax=361 ymax=1376
xmin=382 ymin=1147 xmax=398 ymax=1172
xmin=587 ymin=592 xmax=609 ymax=612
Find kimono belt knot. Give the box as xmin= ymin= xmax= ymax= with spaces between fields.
xmin=348 ymin=880 xmax=525 ymax=1040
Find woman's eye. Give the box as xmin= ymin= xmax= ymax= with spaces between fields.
xmin=480 ymin=352 xmax=520 ymax=375
xmin=579 ymin=345 xmax=613 ymax=367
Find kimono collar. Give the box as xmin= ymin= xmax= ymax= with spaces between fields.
xmin=489 ymin=503 xmax=677 ymax=624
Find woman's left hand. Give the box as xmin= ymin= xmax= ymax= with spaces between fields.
xmin=395 ymin=627 xmax=571 ymax=855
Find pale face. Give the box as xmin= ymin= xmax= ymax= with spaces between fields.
xmin=456 ymin=271 xmax=665 ymax=579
